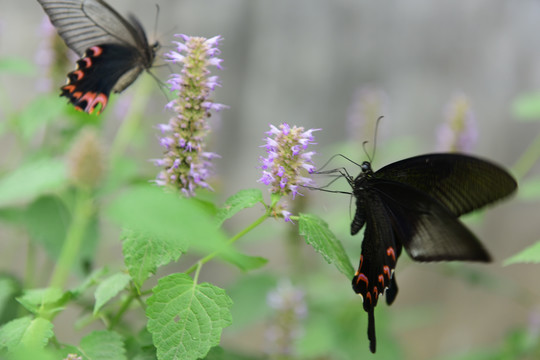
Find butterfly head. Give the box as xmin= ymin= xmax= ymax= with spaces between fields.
xmin=361 ymin=161 xmax=372 ymax=174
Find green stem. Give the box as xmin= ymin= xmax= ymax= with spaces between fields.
xmin=109 ymin=293 xmax=134 ymax=330
xmin=185 ymin=212 xmax=270 ymax=275
xmin=49 ymin=187 xmax=94 ymax=290
xmin=512 ymin=131 xmax=540 ymax=181
xmin=109 ymin=77 xmax=153 ymax=164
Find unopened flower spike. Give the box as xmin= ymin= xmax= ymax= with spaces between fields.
xmin=437 ymin=93 xmax=477 ymax=152
xmin=154 ymin=34 xmax=227 ymax=197
xmin=258 ymin=123 xmax=320 ymax=222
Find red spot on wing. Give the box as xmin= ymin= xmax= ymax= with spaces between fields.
xmin=62 ymin=84 xmax=76 ymax=93
xmin=81 ymin=57 xmax=92 ymax=68
xmin=89 ymin=46 xmax=103 ymax=57
xmin=356 ymin=273 xmax=368 ymax=287
xmin=387 ymin=247 xmax=396 ymax=262
xmin=383 ymin=265 xmax=391 ymax=278
xmin=378 ymin=274 xmax=385 ymax=286
xmin=72 ymin=70 xmax=84 ymax=81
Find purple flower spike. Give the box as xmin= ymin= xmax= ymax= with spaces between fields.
xmin=258 ymin=123 xmax=320 ymax=208
xmin=154 ymin=35 xmax=226 ymax=197
xmin=437 ymin=93 xmax=478 ymax=152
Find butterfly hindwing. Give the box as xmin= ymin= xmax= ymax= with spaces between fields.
xmin=374 ymin=153 xmax=517 ymax=216
xmin=60 ymin=44 xmax=144 ymax=114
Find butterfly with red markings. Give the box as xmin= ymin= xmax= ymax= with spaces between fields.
xmin=37 ymin=0 xmax=158 ymax=114
xmin=336 ymin=153 xmax=517 ymax=353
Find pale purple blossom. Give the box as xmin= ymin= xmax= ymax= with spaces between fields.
xmin=154 ymin=35 xmax=226 ymax=196
xmin=258 ymin=124 xmax=319 ymax=200
xmin=437 ymin=93 xmax=478 ymax=152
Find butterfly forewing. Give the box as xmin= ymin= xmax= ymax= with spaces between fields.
xmin=37 ymin=0 xmax=144 ymax=56
xmin=374 ymin=153 xmax=517 ymax=216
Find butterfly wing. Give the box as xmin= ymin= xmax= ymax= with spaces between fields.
xmin=36 ymin=0 xmax=150 ymax=56
xmin=371 ymin=179 xmax=491 ymax=262
xmin=37 ymin=0 xmax=156 ymax=114
xmin=352 ymin=188 xmax=403 ymax=353
xmin=373 ymin=153 xmax=517 ymax=216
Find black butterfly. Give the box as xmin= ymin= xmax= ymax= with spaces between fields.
xmin=342 ymin=153 xmax=517 ymax=353
xmin=37 ymin=0 xmax=158 ymax=114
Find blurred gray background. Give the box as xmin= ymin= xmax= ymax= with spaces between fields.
xmin=2 ymin=0 xmax=540 ymax=359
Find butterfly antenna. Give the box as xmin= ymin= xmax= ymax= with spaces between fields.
xmin=371 ymin=115 xmax=384 ymax=163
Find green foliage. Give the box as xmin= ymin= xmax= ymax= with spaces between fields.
xmin=93 ymin=272 xmax=131 ymax=315
xmin=298 ymin=213 xmax=355 ymax=278
xmin=146 ymin=273 xmax=233 ymax=360
xmin=216 ymin=189 xmax=264 ymax=226
xmin=504 ymin=241 xmax=540 ymax=265
xmin=512 ymin=92 xmax=540 ymax=121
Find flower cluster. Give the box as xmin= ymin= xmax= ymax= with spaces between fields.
xmin=437 ymin=93 xmax=477 ymax=152
xmin=154 ymin=35 xmax=226 ymax=196
xmin=258 ymin=124 xmax=319 ymax=203
xmin=265 ymin=280 xmax=307 ymax=356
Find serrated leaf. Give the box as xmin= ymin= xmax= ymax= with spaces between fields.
xmin=298 ymin=213 xmax=354 ymax=278
xmin=16 ymin=288 xmax=68 ymax=316
xmin=146 ymin=273 xmax=233 ymax=360
xmin=0 ymin=158 xmax=66 ymax=207
xmin=106 ymin=185 xmax=244 ymax=265
xmin=94 ymin=273 xmax=131 ymax=315
xmin=504 ymin=241 xmax=540 ymax=265
xmin=79 ymin=330 xmax=126 ymax=360
xmin=216 ymin=189 xmax=264 ymax=226
xmin=122 ymin=230 xmax=181 ymax=290
xmin=512 ymin=92 xmax=540 ymax=121
xmin=0 ymin=316 xmax=53 ymax=351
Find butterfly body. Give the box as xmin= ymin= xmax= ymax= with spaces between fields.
xmin=345 ymin=153 xmax=517 ymax=353
xmin=37 ymin=0 xmax=157 ymax=114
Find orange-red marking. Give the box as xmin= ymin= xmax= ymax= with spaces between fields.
xmin=387 ymin=247 xmax=396 ymax=262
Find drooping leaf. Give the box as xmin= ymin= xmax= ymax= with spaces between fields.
xmin=298 ymin=213 xmax=354 ymax=278
xmin=216 ymin=189 xmax=264 ymax=226
xmin=94 ymin=272 xmax=131 ymax=315
xmin=16 ymin=287 xmax=69 ymax=317
xmin=146 ymin=273 xmax=233 ymax=360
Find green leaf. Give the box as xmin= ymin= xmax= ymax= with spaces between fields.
xmin=15 ymin=95 xmax=67 ymax=141
xmin=122 ymin=230 xmax=181 ymax=291
xmin=298 ymin=213 xmax=354 ymax=278
xmin=224 ymin=254 xmax=268 ymax=272
xmin=0 ymin=58 xmax=35 ymax=75
xmin=146 ymin=273 xmax=233 ymax=360
xmin=79 ymin=330 xmax=127 ymax=360
xmin=94 ymin=273 xmax=131 ymax=315
xmin=16 ymin=287 xmax=70 ymax=317
xmin=504 ymin=241 xmax=540 ymax=265
xmin=0 ymin=316 xmax=53 ymax=351
xmin=24 ymin=195 xmax=69 ymax=260
xmin=106 ymin=185 xmax=242 ymax=264
xmin=0 ymin=275 xmax=21 ymax=324
xmin=216 ymin=189 xmax=264 ymax=226
xmin=517 ymin=176 xmax=540 ymax=201
xmin=512 ymin=92 xmax=540 ymax=121
xmin=0 ymin=158 xmax=66 ymax=207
